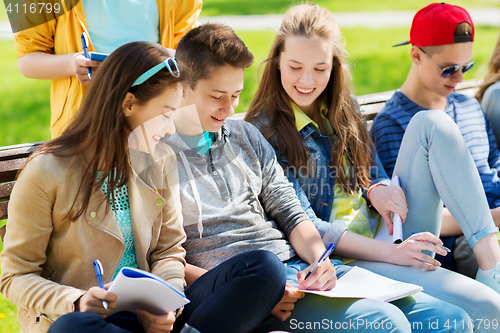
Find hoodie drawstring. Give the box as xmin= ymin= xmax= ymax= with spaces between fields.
xmin=179 ymin=151 xmax=204 ymax=238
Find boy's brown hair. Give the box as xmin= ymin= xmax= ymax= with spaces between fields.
xmin=175 ymin=23 xmax=254 ymax=88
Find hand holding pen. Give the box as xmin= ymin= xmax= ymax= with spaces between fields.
xmin=75 ymin=260 xmax=116 ymax=314
xmin=394 ymin=232 xmax=450 ymax=270
xmin=81 ymin=32 xmax=93 ymax=80
xmin=411 ymin=232 xmax=451 ymax=254
xmin=298 ymin=242 xmax=336 ymax=291
xmin=93 ymin=259 xmax=108 ymax=309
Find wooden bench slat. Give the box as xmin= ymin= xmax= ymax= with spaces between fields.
xmin=0 ymin=182 xmax=15 ymax=201
xmin=0 ymin=201 xmax=8 ymax=221
xmin=0 ymin=142 xmax=42 ymax=161
xmin=360 ymin=104 xmax=386 ymax=121
xmin=456 ymin=78 xmax=483 ymax=91
xmin=0 ymin=158 xmax=27 ymax=173
xmin=357 ymin=90 xmax=396 ymax=106
xmin=0 ymin=158 xmax=27 ymax=183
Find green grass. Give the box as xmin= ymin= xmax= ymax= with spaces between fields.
xmin=0 ymin=3 xmax=7 ymax=21
xmin=200 ymin=0 xmax=496 ymax=16
xmin=0 ymin=240 xmax=22 ymax=333
xmin=0 ymin=39 xmax=51 ymax=146
xmin=0 ymin=26 xmax=499 ymax=147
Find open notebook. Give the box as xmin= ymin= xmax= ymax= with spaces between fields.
xmin=293 ymin=266 xmax=423 ymax=303
xmin=108 ymin=267 xmax=190 ymax=315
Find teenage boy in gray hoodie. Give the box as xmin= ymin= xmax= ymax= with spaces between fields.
xmin=164 ymin=23 xmax=471 ymax=333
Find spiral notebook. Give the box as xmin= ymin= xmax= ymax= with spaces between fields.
xmin=108 ymin=267 xmax=190 ymax=315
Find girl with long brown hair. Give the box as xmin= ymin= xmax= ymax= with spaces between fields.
xmin=0 ymin=41 xmax=187 ymax=333
xmin=246 ymin=3 xmax=500 ymax=329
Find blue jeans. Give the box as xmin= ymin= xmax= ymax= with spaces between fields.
xmin=350 ymin=110 xmax=500 ymax=333
xmin=396 ymin=110 xmax=498 ymax=248
xmin=252 ymin=257 xmax=470 ymax=333
xmin=176 ymin=250 xmax=286 ymax=333
xmin=49 ymin=250 xmax=286 ymax=333
xmin=48 ymin=311 xmax=145 ymax=333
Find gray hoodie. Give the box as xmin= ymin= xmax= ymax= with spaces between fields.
xmin=163 ymin=119 xmax=309 ymax=270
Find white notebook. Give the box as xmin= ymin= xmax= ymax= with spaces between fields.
xmin=293 ymin=266 xmax=423 ymax=303
xmin=374 ymin=175 xmax=403 ymax=244
xmin=108 ymin=267 xmax=190 ymax=315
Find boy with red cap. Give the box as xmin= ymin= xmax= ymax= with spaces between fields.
xmin=371 ymin=3 xmax=500 ymax=290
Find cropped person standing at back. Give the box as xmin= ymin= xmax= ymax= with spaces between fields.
xmin=14 ymin=0 xmax=202 ymax=138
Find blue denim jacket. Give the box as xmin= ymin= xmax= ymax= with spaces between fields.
xmin=248 ymin=113 xmax=390 ymax=246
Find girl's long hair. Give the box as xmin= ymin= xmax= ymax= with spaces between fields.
xmin=245 ymin=4 xmax=373 ymax=193
xmin=476 ymin=32 xmax=500 ymax=103
xmin=30 ymin=42 xmax=184 ymax=220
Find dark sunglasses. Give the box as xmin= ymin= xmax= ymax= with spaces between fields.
xmin=419 ymin=47 xmax=475 ymax=78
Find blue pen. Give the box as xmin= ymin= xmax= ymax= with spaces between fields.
xmin=81 ymin=32 xmax=92 ymax=80
xmin=304 ymin=242 xmax=335 ymax=281
xmin=92 ymin=259 xmax=108 ymax=309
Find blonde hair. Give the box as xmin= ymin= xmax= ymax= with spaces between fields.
xmin=245 ymin=3 xmax=373 ymax=193
xmin=476 ymin=32 xmax=500 ymax=103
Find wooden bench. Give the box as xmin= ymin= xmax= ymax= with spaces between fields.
xmin=0 ymin=142 xmax=42 ymax=240
xmin=0 ymin=79 xmax=482 ymax=242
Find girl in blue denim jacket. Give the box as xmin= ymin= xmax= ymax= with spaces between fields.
xmin=246 ymin=3 xmax=500 ymax=332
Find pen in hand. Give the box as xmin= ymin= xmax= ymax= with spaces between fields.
xmin=81 ymin=32 xmax=92 ymax=80
xmin=411 ymin=232 xmax=451 ymax=253
xmin=304 ymin=242 xmax=335 ymax=281
xmin=93 ymin=259 xmax=108 ymax=309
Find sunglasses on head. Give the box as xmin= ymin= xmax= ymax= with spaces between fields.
xmin=132 ymin=57 xmax=180 ymax=87
xmin=419 ymin=47 xmax=475 ymax=78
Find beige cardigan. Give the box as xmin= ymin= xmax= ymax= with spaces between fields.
xmin=0 ymin=152 xmax=186 ymax=332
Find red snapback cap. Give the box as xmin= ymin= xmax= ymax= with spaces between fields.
xmin=393 ymin=2 xmax=474 ymax=47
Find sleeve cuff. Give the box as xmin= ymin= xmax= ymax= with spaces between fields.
xmin=322 ymin=220 xmax=348 ymax=246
